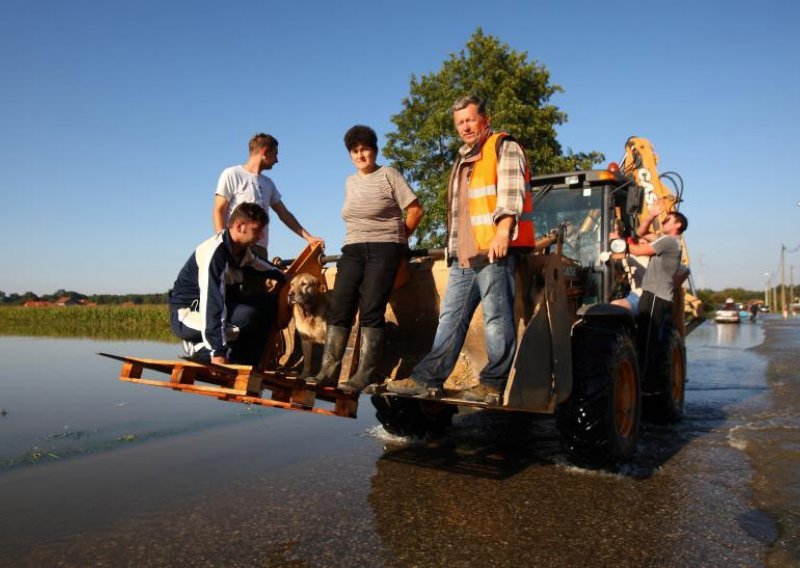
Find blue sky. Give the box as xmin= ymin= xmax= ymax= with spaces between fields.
xmin=1 ymin=0 xmax=798 ymax=295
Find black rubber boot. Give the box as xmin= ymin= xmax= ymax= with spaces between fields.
xmin=338 ymin=327 xmax=383 ymax=394
xmin=305 ymin=325 xmax=349 ymax=388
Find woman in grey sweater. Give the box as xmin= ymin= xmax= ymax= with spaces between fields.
xmin=306 ymin=125 xmax=423 ymax=393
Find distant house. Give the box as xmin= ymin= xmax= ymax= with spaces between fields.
xmin=55 ymin=296 xmax=78 ymax=306
xmin=23 ymin=300 xmax=52 ymax=307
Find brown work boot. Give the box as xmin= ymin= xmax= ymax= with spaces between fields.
xmin=458 ymin=382 xmax=503 ymax=405
xmin=385 ymin=377 xmax=432 ymax=397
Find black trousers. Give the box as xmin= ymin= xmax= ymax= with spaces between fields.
xmin=636 ymin=290 xmax=673 ymax=379
xmin=328 ymin=242 xmax=405 ymax=329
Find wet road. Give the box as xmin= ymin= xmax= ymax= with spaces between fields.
xmin=0 ymin=318 xmax=797 ymax=567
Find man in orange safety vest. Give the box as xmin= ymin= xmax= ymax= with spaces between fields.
xmin=387 ymin=95 xmax=534 ymax=403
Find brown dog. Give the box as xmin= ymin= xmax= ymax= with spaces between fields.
xmin=287 ymin=272 xmax=329 ymax=377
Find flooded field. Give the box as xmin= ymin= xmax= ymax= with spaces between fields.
xmin=0 ymin=318 xmax=797 ymax=567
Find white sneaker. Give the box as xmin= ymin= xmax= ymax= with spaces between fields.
xmin=182 ymin=340 xmax=197 ymax=357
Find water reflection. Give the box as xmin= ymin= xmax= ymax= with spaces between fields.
xmin=689 ymin=318 xmax=765 ymax=349
xmin=0 ymin=319 xmax=791 ymax=566
xmin=0 ymin=336 xmax=271 ymax=467
xmin=715 ymin=322 xmax=740 ymax=345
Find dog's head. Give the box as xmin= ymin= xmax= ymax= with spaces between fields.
xmin=288 ymin=273 xmax=324 ymax=306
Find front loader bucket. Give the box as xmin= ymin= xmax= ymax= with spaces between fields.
xmin=504 ymin=254 xmax=573 ymax=412
xmin=316 ymin=249 xmax=570 ymax=407
xmin=321 ymin=256 xmax=485 ymax=392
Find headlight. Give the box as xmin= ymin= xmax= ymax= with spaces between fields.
xmin=610 ymin=238 xmax=627 ymax=254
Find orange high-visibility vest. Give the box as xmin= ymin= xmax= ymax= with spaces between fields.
xmin=468 ymin=133 xmax=535 ymax=250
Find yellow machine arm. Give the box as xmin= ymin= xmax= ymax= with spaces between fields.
xmin=621 ymin=136 xmax=689 ymax=265
xmin=622 ymin=137 xmax=676 ymax=228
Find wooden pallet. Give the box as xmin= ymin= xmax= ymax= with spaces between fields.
xmin=98 ymin=353 xmax=358 ymax=418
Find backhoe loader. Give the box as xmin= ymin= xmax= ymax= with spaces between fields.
xmin=348 ymin=137 xmax=700 ymax=466
xmin=105 ymin=136 xmax=702 ymax=468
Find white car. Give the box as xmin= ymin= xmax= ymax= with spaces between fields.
xmin=715 ymin=298 xmax=741 ymax=323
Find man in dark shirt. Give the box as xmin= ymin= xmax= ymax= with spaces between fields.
xmin=168 ymin=203 xmax=285 ymax=366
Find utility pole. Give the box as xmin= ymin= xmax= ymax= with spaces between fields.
xmin=781 ymin=244 xmax=787 ymax=318
xmin=792 ymin=265 xmax=796 ymax=316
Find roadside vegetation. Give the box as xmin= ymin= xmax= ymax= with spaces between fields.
xmin=696 ymin=287 xmax=794 ymax=316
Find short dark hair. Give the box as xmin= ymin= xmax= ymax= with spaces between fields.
xmin=343 ymin=125 xmax=378 ymax=152
xmin=452 ymin=95 xmax=488 ymax=116
xmin=228 ymin=202 xmax=268 ymax=227
xmin=669 ymin=211 xmax=688 ymax=234
xmin=249 ymin=133 xmax=278 ymax=155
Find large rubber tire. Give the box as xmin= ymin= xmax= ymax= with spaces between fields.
xmin=371 ymin=395 xmax=455 ymax=439
xmin=642 ymin=328 xmax=686 ymax=423
xmin=556 ymin=322 xmax=641 ymax=468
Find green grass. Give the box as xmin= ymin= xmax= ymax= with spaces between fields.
xmin=0 ymin=305 xmax=175 ymax=341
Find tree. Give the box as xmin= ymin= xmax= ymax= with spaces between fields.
xmin=695 ymin=289 xmax=716 ymax=315
xmin=384 ymin=28 xmax=603 ymax=247
xmin=20 ymin=291 xmax=39 ymax=303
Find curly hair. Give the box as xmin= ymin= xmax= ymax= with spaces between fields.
xmin=343 ymin=125 xmax=378 ymax=152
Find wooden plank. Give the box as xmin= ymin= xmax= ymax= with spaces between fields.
xmin=108 ymin=353 xmax=249 ymax=387
xmin=170 ymin=364 xmax=197 ymax=385
xmin=108 ymin=352 xmax=359 ymax=419
xmin=120 ymin=377 xmax=247 ymax=396
xmin=121 ymin=360 xmax=143 ymax=380
xmin=234 ymin=394 xmax=345 ymax=417
xmin=102 ymin=352 xmax=211 ymax=378
xmin=233 ymin=368 xmax=263 ymax=394
xmin=177 ymin=356 xmax=240 ymax=380
xmin=270 ymin=386 xmax=292 ymax=403
xmin=260 ymin=374 xmax=309 ymax=394
xmin=334 ymin=397 xmax=359 ymax=417
xmin=290 ymin=387 xmax=316 ymax=407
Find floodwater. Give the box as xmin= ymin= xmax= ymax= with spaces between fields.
xmin=0 ymin=318 xmax=797 ymax=567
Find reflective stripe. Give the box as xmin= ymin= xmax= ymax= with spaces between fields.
xmin=470 ymin=213 xmax=494 ymax=227
xmin=468 ymin=185 xmax=496 ymax=199
xmin=467 ymin=132 xmax=535 ymax=249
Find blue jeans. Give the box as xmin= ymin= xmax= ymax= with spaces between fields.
xmin=412 ymin=255 xmax=517 ymax=387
